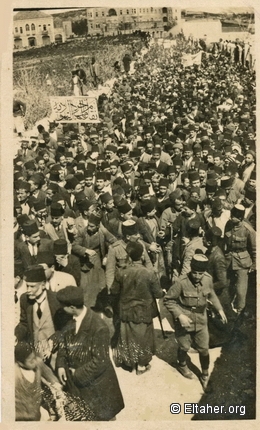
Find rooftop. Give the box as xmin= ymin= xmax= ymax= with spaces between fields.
xmin=14 ymin=10 xmax=52 ymax=21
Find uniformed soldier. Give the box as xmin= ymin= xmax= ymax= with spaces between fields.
xmin=106 ymin=219 xmax=154 ymax=290
xmin=224 ymin=204 xmax=256 ymax=315
xmin=164 ymin=254 xmax=227 ymax=389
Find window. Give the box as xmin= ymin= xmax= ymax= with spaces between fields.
xmin=31 ymin=23 xmax=35 ymax=30
xmin=15 ymin=27 xmax=18 ymax=33
xmin=20 ymin=27 xmax=23 ymax=33
xmin=102 ymin=11 xmax=105 ymax=16
xmin=133 ymin=9 xmax=136 ymax=14
xmin=151 ymin=8 xmax=153 ymax=12
xmin=89 ymin=12 xmax=92 ymax=18
xmin=143 ymin=9 xmax=145 ymax=13
xmin=90 ymin=23 xmax=93 ymax=29
xmin=43 ymin=25 xmax=47 ymax=31
xmin=96 ymin=23 xmax=100 ymax=28
xmin=120 ymin=10 xmax=122 ymax=15
xmin=25 ymin=24 xmax=29 ymax=31
xmin=96 ymin=12 xmax=98 ymax=17
xmin=126 ymin=10 xmax=129 ymax=14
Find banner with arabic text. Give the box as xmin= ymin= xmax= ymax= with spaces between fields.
xmin=182 ymin=51 xmax=202 ymax=68
xmin=50 ymin=97 xmax=100 ymax=123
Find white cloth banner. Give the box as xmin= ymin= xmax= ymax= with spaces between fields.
xmin=50 ymin=97 xmax=99 ymax=123
xmin=182 ymin=51 xmax=202 ymax=67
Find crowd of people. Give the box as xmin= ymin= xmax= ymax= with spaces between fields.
xmin=13 ymin=32 xmax=256 ymax=421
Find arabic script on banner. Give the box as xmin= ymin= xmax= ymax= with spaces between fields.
xmin=50 ymin=97 xmax=100 ymax=123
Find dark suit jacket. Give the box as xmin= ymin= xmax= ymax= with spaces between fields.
xmin=56 ymin=309 xmax=124 ymax=420
xmin=55 ymin=254 xmax=81 ymax=287
xmin=15 ymin=289 xmax=71 ymax=344
xmin=14 ymin=238 xmax=54 ymax=271
xmin=156 ymin=160 xmax=169 ymax=176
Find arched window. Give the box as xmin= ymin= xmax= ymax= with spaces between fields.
xmin=25 ymin=24 xmax=29 ymax=31
xmin=31 ymin=23 xmax=35 ymax=31
xmin=108 ymin=9 xmax=117 ymax=16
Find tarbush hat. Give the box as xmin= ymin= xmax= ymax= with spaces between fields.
xmin=250 ymin=170 xmax=256 ymax=180
xmin=33 ymin=199 xmax=46 ymax=212
xmin=117 ymin=199 xmax=132 ymax=214
xmin=100 ymin=192 xmax=113 ymax=204
xmin=57 ymin=286 xmax=84 ymax=307
xmin=244 ymin=187 xmax=256 ymax=202
xmin=53 ymin=239 xmax=68 ymax=255
xmin=122 ymin=220 xmax=139 ymax=237
xmin=186 ymin=198 xmax=198 ymax=211
xmin=24 ymin=161 xmax=36 ymax=170
xmin=187 ymin=218 xmax=201 ymax=233
xmin=221 ymin=176 xmax=233 ymax=188
xmin=88 ymin=212 xmax=101 ymax=226
xmin=189 ymin=171 xmax=200 ymax=182
xmin=231 ymin=204 xmax=245 ymax=220
xmin=96 ymin=171 xmax=107 ymax=180
xmin=190 ymin=254 xmax=208 ymax=272
xmin=75 ymin=191 xmax=86 ymax=203
xmin=84 ymin=169 xmax=94 ymax=178
xmin=75 ymin=172 xmax=85 ymax=182
xmin=37 ymin=252 xmax=55 ymax=267
xmin=159 ymin=178 xmax=169 ymax=187
xmin=126 ymin=241 xmax=144 ymax=261
xmin=65 ymin=177 xmax=80 ymax=190
xmin=172 ymin=142 xmax=183 ymax=150
xmin=78 ymin=199 xmax=94 ymax=213
xmin=50 ymin=203 xmax=64 ymax=217
xmin=121 ymin=163 xmax=132 ymax=173
xmin=141 ymin=199 xmax=156 ymax=215
xmin=17 ymin=214 xmax=30 ymax=226
xmin=22 ymin=220 xmax=39 ymax=236
xmin=16 ymin=180 xmax=30 ymax=192
xmin=205 ymin=226 xmax=222 ymax=242
xmin=139 ymin=185 xmax=150 ymax=196
xmin=205 ymin=179 xmax=218 ymax=193
xmin=49 ymin=171 xmax=60 ymax=182
xmin=24 ymin=265 xmax=46 ymax=282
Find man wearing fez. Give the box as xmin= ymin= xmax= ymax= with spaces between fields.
xmin=56 ymin=286 xmax=124 ymax=421
xmin=37 ymin=252 xmax=77 ymax=292
xmin=15 ymin=181 xmax=31 ymax=215
xmin=110 ymin=241 xmax=164 ymax=374
xmin=43 ymin=202 xmax=67 ymax=242
xmin=14 ymin=220 xmax=53 ymax=271
xmin=15 ymin=265 xmax=71 ymax=364
xmin=164 ymin=254 xmax=227 ymax=389
xmin=53 ymin=239 xmax=81 ymax=287
xmin=72 ymin=213 xmax=116 ymax=307
xmin=224 ymin=204 xmax=256 ymax=316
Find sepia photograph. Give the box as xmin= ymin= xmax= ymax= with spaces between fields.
xmin=1 ymin=0 xmax=258 ymax=424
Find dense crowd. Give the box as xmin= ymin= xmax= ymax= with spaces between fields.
xmin=13 ymin=33 xmax=256 ymax=421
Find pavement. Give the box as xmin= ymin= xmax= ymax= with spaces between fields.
xmin=102 ymin=309 xmax=222 ymax=421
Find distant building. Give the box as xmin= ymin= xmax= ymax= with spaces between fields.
xmin=86 ymin=7 xmax=180 ymax=36
xmin=13 ymin=10 xmax=73 ymax=49
xmin=13 ymin=10 xmax=55 ymax=48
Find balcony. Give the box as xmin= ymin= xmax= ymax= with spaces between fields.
xmin=42 ymin=30 xmax=49 ymax=35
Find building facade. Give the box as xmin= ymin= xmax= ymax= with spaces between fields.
xmin=13 ymin=10 xmax=55 ymax=49
xmin=13 ymin=11 xmax=73 ymax=49
xmin=86 ymin=7 xmax=181 ymax=36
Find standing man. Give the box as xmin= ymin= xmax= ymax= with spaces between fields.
xmin=56 ymin=286 xmax=125 ymax=421
xmin=164 ymin=254 xmax=227 ymax=389
xmin=89 ymin=57 xmax=100 ymax=89
xmin=224 ymin=204 xmax=256 ymax=315
xmin=15 ymin=265 xmax=70 ymax=363
xmin=13 ymin=98 xmax=26 ymax=136
xmin=111 ymin=242 xmax=164 ymax=374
